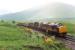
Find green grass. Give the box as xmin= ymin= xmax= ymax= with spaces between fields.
xmin=0 ymin=22 xmax=71 ymax=50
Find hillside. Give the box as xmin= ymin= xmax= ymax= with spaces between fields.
xmin=0 ymin=3 xmax=75 ymax=22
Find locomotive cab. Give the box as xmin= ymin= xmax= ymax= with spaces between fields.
xmin=46 ymin=23 xmax=67 ymax=37
xmin=58 ymin=25 xmax=67 ymax=37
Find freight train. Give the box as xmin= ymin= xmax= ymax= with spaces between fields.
xmin=17 ymin=22 xmax=67 ymax=37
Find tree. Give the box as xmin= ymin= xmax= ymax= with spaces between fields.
xmin=1 ymin=20 xmax=4 ymax=23
xmin=12 ymin=20 xmax=16 ymax=24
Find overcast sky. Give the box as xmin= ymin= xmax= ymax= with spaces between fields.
xmin=0 ymin=0 xmax=75 ymax=15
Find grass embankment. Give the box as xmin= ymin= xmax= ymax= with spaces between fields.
xmin=0 ymin=22 xmax=71 ymax=50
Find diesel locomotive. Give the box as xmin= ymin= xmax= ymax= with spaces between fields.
xmin=17 ymin=22 xmax=67 ymax=37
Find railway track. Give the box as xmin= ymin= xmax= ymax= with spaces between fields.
xmin=58 ymin=35 xmax=75 ymax=50
xmin=64 ymin=35 xmax=75 ymax=42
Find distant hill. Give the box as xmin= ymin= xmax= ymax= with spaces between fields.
xmin=0 ymin=3 xmax=75 ymax=22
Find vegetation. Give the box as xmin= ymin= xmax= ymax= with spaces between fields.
xmin=0 ymin=20 xmax=4 ymax=23
xmin=0 ymin=22 xmax=71 ymax=50
xmin=12 ymin=20 xmax=16 ymax=24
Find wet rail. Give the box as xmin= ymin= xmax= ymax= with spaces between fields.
xmin=62 ymin=35 xmax=75 ymax=50
xmin=64 ymin=35 xmax=75 ymax=42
